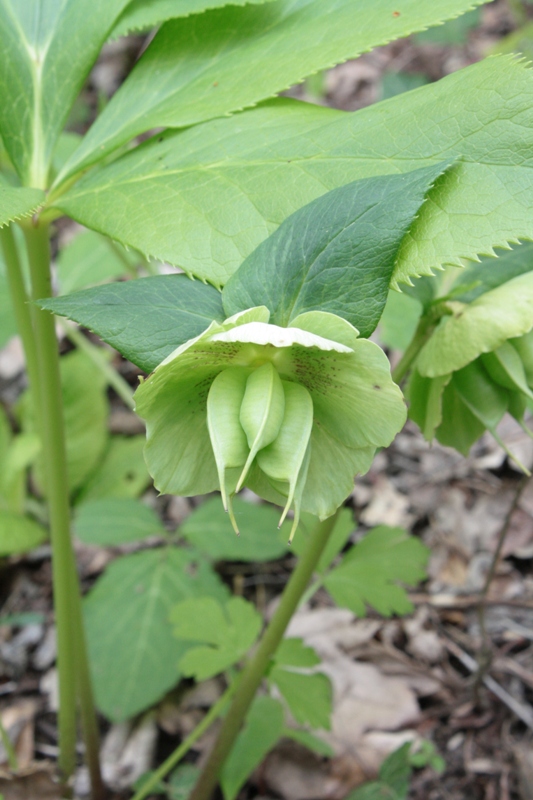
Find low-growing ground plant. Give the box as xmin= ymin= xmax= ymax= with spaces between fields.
xmin=2 ymin=1 xmax=533 ymax=798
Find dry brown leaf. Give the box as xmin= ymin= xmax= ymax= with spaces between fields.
xmin=0 ymin=701 xmax=38 ymax=768
xmin=0 ymin=762 xmax=61 ymax=800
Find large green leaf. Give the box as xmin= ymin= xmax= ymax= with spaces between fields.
xmin=58 ymin=0 xmax=486 ymax=179
xmin=0 ymin=185 xmax=44 ymax=227
xmin=223 ymin=163 xmax=448 ymax=336
xmin=0 ymin=0 xmax=130 ymax=184
xmin=84 ymin=546 xmax=228 ymax=720
xmin=220 ymin=695 xmax=284 ymax=800
xmin=0 ymin=510 xmax=47 ymax=555
xmin=53 ymin=56 xmax=533 ymax=287
xmin=324 ymin=526 xmax=429 ymax=617
xmin=39 ymin=275 xmax=225 ymax=373
xmin=112 ymin=0 xmax=279 ymax=38
xmin=57 ymin=230 xmax=139 ymax=296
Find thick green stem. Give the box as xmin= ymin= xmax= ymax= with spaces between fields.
xmin=22 ymin=221 xmax=103 ymax=794
xmin=0 ymin=226 xmax=41 ymax=421
xmin=131 ymin=681 xmax=238 ymax=800
xmin=189 ymin=511 xmax=340 ymax=800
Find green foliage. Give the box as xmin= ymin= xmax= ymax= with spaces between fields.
xmin=171 ymin=595 xmax=262 ymax=680
xmin=348 ymin=741 xmax=445 ymax=800
xmin=180 ymin=496 xmax=290 ymax=562
xmin=56 ymin=230 xmax=138 ymax=296
xmin=220 ymin=695 xmax=284 ymax=800
xmin=323 ymin=527 xmax=429 ymax=617
xmin=40 ymin=275 xmax=225 ymax=373
xmin=73 ymin=497 xmax=166 ymax=546
xmin=52 ymin=56 xmax=533 ymax=288
xmin=269 ymin=639 xmax=332 ymax=729
xmin=75 ymin=435 xmax=151 ymax=503
xmin=223 ymin=163 xmax=449 ymax=335
xmin=0 ymin=0 xmax=130 ymax=184
xmin=415 ymin=7 xmax=480 ymax=44
xmin=0 ymin=186 xmax=44 ymax=227
xmin=84 ymin=547 xmax=228 ymax=720
xmin=58 ymin=0 xmax=483 ymax=180
xmin=0 ymin=406 xmax=40 ymax=513
xmin=0 ymin=510 xmax=46 ymax=555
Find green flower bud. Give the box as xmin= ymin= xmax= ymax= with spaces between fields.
xmin=135 ymin=307 xmax=406 ymax=537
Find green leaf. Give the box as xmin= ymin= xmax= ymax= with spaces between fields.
xmin=378 ymin=291 xmax=423 ymax=351
xmin=0 ymin=265 xmax=17 ymax=348
xmin=274 ymin=638 xmax=321 ymax=668
xmin=58 ymin=0 xmax=485 ymax=180
xmin=39 ymin=275 xmax=225 ymax=373
xmin=415 ymin=7 xmax=480 ymax=44
xmin=0 ymin=0 xmax=131 ymax=183
xmin=451 ymin=242 xmax=533 ymax=303
xmin=270 ymin=668 xmax=332 ymax=729
xmin=75 ymin=435 xmax=151 ymax=504
xmin=417 ymin=272 xmax=533 ymax=378
xmin=57 ymin=230 xmax=138 ymax=295
xmin=84 ymin=547 xmax=227 ymax=720
xmin=435 ymin=380 xmax=485 ymax=455
xmin=180 ymin=496 xmax=289 ymax=562
xmin=407 ymin=371 xmax=451 ymax=441
xmin=0 ymin=186 xmax=44 ymax=227
xmin=324 ymin=527 xmax=429 ymax=617
xmin=220 ymin=695 xmax=284 ymax=800
xmin=20 ymin=350 xmax=109 ymax=494
xmin=0 ymin=432 xmax=41 ymax=513
xmin=74 ymin=498 xmax=165 ymax=546
xmin=223 ymin=164 xmax=449 ymax=336
xmin=54 ymin=56 xmax=533 ymax=287
xmin=112 ymin=0 xmax=279 ymax=38
xmin=171 ymin=595 xmax=262 ymax=680
xmin=0 ymin=510 xmax=47 ymax=555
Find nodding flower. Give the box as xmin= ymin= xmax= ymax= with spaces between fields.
xmin=135 ymin=306 xmax=406 ymax=541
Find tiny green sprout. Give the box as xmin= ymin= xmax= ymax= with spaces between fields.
xmin=134 ymin=307 xmax=406 ymax=539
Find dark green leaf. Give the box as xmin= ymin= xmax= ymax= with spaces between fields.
xmin=39 ymin=275 xmax=225 ymax=373
xmin=270 ymin=668 xmax=332 ymax=729
xmin=452 ymin=243 xmax=533 ymax=303
xmin=223 ymin=164 xmax=450 ymax=336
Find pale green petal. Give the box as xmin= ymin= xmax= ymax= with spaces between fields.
xmin=418 ymin=272 xmax=533 ymax=378
xmin=303 ymin=339 xmax=406 ymax=449
xmin=224 ymin=306 xmax=270 ymax=326
xmin=135 ymin=364 xmax=219 ymax=495
xmin=302 ymin=426 xmax=375 ymax=519
xmin=290 ymin=310 xmax=360 ymax=349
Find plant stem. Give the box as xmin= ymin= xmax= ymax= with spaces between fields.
xmin=391 ymin=316 xmax=435 ymax=385
xmin=189 ymin=510 xmax=340 ymax=800
xmin=131 ymin=682 xmax=238 ymax=800
xmin=61 ymin=321 xmax=135 ymax=410
xmin=22 ymin=221 xmax=103 ymax=794
xmin=0 ymin=225 xmax=41 ymax=421
xmin=0 ymin=712 xmax=18 ymax=771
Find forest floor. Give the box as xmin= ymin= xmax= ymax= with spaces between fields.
xmin=1 ymin=2 xmax=533 ymax=799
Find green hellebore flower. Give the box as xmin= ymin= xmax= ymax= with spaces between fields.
xmin=134 ymin=306 xmax=406 ymax=540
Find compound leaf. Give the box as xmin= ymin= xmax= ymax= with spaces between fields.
xmin=59 ymin=0 xmax=484 ymax=179
xmin=324 ymin=526 xmax=429 ymax=617
xmin=54 ymin=57 xmax=533 ymax=287
xmin=0 ymin=0 xmax=130 ymax=183
xmin=171 ymin=595 xmax=262 ymax=680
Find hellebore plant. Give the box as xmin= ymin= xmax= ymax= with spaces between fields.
xmin=135 ymin=306 xmax=406 ymax=539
